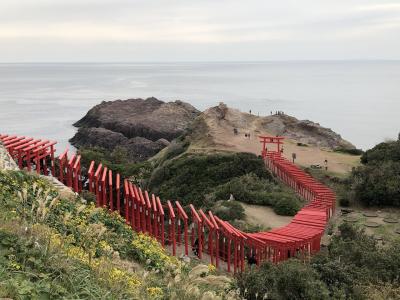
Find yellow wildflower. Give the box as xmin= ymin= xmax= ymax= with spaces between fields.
xmin=208 ymin=264 xmax=216 ymax=273
xmin=146 ymin=287 xmax=164 ymax=298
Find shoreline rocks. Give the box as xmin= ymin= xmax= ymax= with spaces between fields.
xmin=70 ymin=97 xmax=200 ymax=161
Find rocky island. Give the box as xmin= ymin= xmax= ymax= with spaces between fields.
xmin=70 ymin=97 xmax=200 ymax=161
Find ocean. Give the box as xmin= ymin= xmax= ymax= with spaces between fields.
xmin=0 ymin=61 xmax=399 ymax=152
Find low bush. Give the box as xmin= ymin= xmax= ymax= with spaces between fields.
xmin=352 ymin=161 xmax=400 ymax=207
xmin=213 ymin=173 xmax=279 ymax=206
xmin=360 ymin=140 xmax=400 ymax=165
xmin=334 ymin=147 xmax=364 ymax=156
xmin=212 ymin=200 xmax=245 ymax=221
xmin=273 ymin=195 xmax=301 ymax=216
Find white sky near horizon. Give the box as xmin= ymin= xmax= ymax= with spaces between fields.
xmin=0 ymin=0 xmax=399 ymax=62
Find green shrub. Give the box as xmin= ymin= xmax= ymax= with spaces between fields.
xmin=334 ymin=148 xmax=364 ymax=156
xmin=360 ymin=140 xmax=400 ymax=165
xmin=273 ymin=195 xmax=301 ymax=216
xmin=346 ymin=140 xmax=400 ymax=207
xmin=212 ymin=200 xmax=245 ymax=221
xmin=352 ymin=161 xmax=400 ymax=207
xmin=213 ymin=173 xmax=278 ymax=205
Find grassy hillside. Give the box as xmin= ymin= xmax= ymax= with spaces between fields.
xmin=0 ymin=170 xmax=236 ymax=300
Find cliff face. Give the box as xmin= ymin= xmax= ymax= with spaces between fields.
xmin=70 ymin=97 xmax=200 ymax=161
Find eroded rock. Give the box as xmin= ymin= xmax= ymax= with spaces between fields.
xmin=70 ymin=97 xmax=199 ymax=161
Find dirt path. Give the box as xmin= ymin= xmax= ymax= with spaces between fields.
xmin=241 ymin=203 xmax=293 ymax=229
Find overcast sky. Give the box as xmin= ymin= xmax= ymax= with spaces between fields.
xmin=0 ymin=0 xmax=399 ymax=62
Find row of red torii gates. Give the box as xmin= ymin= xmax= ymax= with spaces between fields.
xmin=0 ymin=133 xmax=335 ymax=273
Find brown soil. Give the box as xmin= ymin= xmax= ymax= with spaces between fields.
xmin=241 ymin=203 xmax=293 ymax=229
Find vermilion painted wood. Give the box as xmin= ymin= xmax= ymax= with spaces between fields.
xmin=156 ymin=197 xmax=165 ymax=246
xmin=175 ymin=201 xmax=189 ymax=256
xmin=144 ymin=191 xmax=152 ymax=235
xmin=57 ymin=149 xmax=69 ymax=183
xmin=108 ymin=170 xmax=113 ymax=211
xmin=88 ymin=161 xmax=95 ymax=193
xmin=132 ymin=185 xmax=142 ymax=231
xmin=152 ymin=194 xmax=158 ymax=241
xmin=116 ymin=173 xmax=121 ymax=213
xmin=123 ymin=179 xmax=130 ymax=223
xmin=128 ymin=183 xmax=136 ymax=229
xmin=167 ymin=200 xmax=176 ymax=256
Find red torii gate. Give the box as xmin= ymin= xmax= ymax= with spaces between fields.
xmin=1 ymin=135 xmax=57 ymax=175
xmin=1 ymin=133 xmax=336 ymax=273
xmin=259 ymin=135 xmax=285 ymax=159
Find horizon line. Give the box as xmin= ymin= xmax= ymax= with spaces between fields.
xmin=1 ymin=59 xmax=400 ymax=64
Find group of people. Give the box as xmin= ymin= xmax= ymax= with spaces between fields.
xmin=271 ymin=110 xmax=285 ymax=115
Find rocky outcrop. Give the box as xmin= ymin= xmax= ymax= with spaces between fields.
xmin=71 ymin=97 xmax=200 ymax=161
xmin=195 ymin=103 xmax=355 ymax=151
xmin=260 ymin=114 xmax=355 ymax=149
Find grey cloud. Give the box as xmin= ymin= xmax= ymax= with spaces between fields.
xmin=0 ymin=0 xmax=399 ymax=61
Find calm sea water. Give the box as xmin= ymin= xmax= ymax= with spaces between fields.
xmin=0 ymin=61 xmax=399 ymax=152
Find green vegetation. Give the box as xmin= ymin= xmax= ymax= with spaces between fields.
xmin=236 ymin=223 xmax=400 ymax=300
xmin=334 ymin=147 xmax=364 ymax=156
xmin=79 ymin=146 xmax=153 ymax=182
xmin=153 ymin=136 xmax=190 ymax=166
xmin=212 ymin=200 xmax=245 ymax=222
xmin=214 ymin=174 xmax=301 ymax=216
xmin=148 ymin=152 xmax=270 ymax=206
xmin=148 ymin=152 xmax=302 ymax=216
xmin=0 ymin=170 xmax=236 ymax=299
xmin=352 ymin=140 xmax=400 ymax=207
